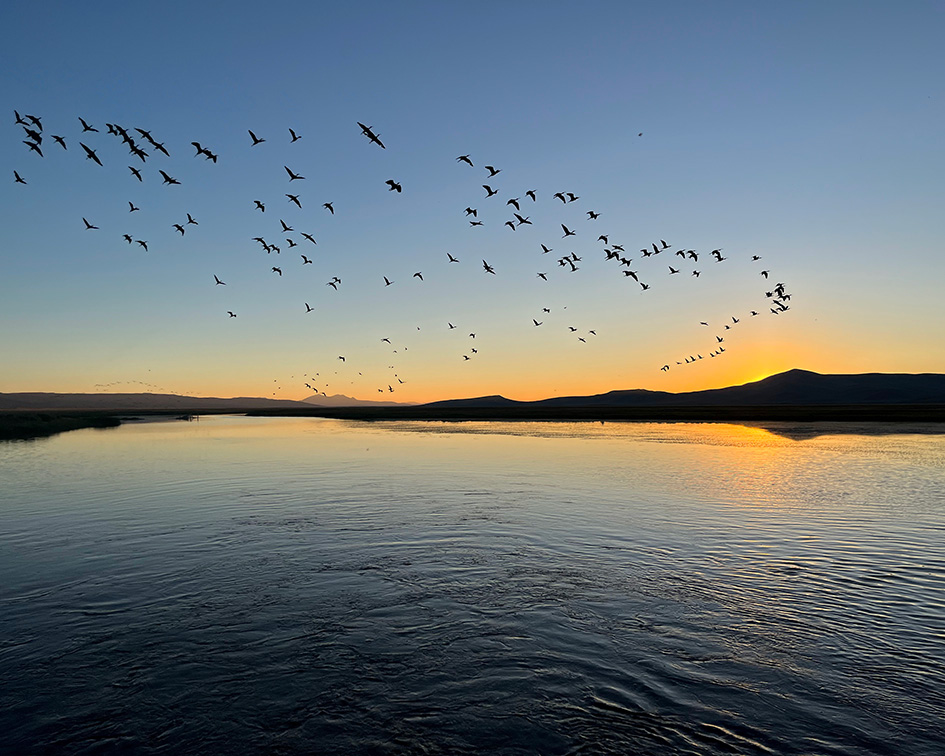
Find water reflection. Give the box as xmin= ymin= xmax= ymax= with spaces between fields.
xmin=1 ymin=416 xmax=943 ymax=754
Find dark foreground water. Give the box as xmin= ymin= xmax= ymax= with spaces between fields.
xmin=1 ymin=417 xmax=943 ymax=755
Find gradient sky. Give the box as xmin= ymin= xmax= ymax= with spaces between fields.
xmin=2 ymin=2 xmax=943 ymax=403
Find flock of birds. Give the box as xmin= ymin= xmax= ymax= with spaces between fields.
xmin=11 ymin=109 xmax=794 ymax=399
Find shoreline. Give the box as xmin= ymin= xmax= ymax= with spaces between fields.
xmin=4 ymin=404 xmax=945 ymax=441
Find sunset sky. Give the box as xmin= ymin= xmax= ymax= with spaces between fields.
xmin=2 ymin=2 xmax=942 ymax=403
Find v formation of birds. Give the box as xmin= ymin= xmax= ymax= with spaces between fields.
xmin=11 ymin=111 xmax=794 ymax=397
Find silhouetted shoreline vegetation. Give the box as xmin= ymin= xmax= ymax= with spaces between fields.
xmin=0 ymin=412 xmax=122 ymax=440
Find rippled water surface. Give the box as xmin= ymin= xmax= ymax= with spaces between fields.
xmin=1 ymin=417 xmax=944 ymax=755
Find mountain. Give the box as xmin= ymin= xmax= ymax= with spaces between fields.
xmin=0 ymin=392 xmax=313 ymax=412
xmin=302 ymin=393 xmax=413 ymax=407
xmin=421 ymin=370 xmax=945 ymax=409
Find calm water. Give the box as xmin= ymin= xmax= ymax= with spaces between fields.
xmin=1 ymin=416 xmax=943 ymax=755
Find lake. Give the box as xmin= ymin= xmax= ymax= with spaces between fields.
xmin=1 ymin=416 xmax=943 ymax=755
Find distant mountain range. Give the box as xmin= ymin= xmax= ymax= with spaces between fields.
xmin=303 ymin=394 xmax=412 ymax=408
xmin=2 ymin=371 xmax=943 ymax=414
xmin=0 ymin=392 xmax=313 ymax=412
xmin=422 ymin=370 xmax=945 ymax=409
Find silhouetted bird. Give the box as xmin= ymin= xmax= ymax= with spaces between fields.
xmin=285 ymin=166 xmax=304 ymax=181
xmin=78 ymin=117 xmax=98 ymax=133
xmin=80 ymin=143 xmax=102 ymax=166
xmin=14 ymin=170 xmax=26 ymax=185
xmin=83 ymin=217 xmax=98 ymax=230
xmin=385 ymin=179 xmax=402 ymax=192
xmin=214 ymin=275 xmax=226 ymax=285
xmin=357 ymin=122 xmax=385 ymax=148
xmin=457 ymin=155 xmax=473 ymax=166
xmin=248 ymin=130 xmax=265 ymax=146
xmin=159 ymin=170 xmax=180 ymax=185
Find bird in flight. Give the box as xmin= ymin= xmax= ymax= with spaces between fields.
xmin=280 ymin=219 xmax=293 ymax=232
xmin=187 ymin=213 xmax=198 ymax=225
xmin=456 ymin=155 xmax=473 ymax=166
xmin=83 ymin=217 xmax=98 ymax=230
xmin=561 ymin=224 xmax=576 ymax=238
xmin=129 ymin=202 xmax=140 ymax=212
xmin=533 ymin=319 xmax=542 ymax=326
xmin=482 ymin=260 xmax=496 ymax=274
xmin=447 ymin=253 xmax=459 ymax=263
xmin=173 ymin=224 xmax=185 ymax=235
xmin=385 ymin=179 xmax=402 ymax=192
xmin=301 ymin=255 xmax=312 ymax=265
xmin=483 ymin=185 xmax=498 ymax=197
xmin=383 ymin=276 xmax=394 ymax=286
xmin=248 ymin=130 xmax=265 ymax=146
xmin=464 ymin=207 xmax=477 ymax=217
xmin=285 ymin=166 xmax=304 ymax=181
xmin=23 ymin=140 xmax=43 ymax=157
xmin=485 ymin=165 xmax=501 ymax=177
xmin=228 ymin=311 xmax=236 ymax=318
xmin=136 ymin=240 xmax=148 ymax=251
xmin=526 ymin=190 xmax=537 ymax=201
xmin=129 ymin=166 xmax=142 ymax=181
xmin=78 ymin=117 xmax=98 ymax=133
xmin=123 ymin=234 xmax=133 ymax=243
xmin=357 ymin=122 xmax=385 ymax=149
xmin=51 ymin=135 xmax=67 ymax=150
xmin=254 ymin=200 xmax=265 ymax=212
xmin=541 ymin=244 xmax=552 ymax=254
xmin=14 ymin=170 xmax=26 ymax=184
xmin=413 ymin=272 xmax=423 ymax=281
xmin=300 ymin=232 xmax=316 ymax=245
xmin=272 ymin=267 xmax=282 ymax=276
xmin=469 ymin=220 xmax=483 ymax=226
xmin=214 ymin=275 xmax=226 ymax=285
xmin=587 ymin=211 xmax=600 ymax=220
xmin=286 ymin=193 xmax=302 ymax=208
xmin=289 ymin=128 xmax=301 ymax=142
xmin=80 ymin=143 xmax=102 ymax=166
xmin=159 ymin=170 xmax=180 ymax=185
xmin=323 ymin=202 xmax=334 ymax=214
xmin=507 ymin=198 xmax=520 ymax=211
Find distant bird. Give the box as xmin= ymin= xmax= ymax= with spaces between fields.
xmin=507 ymin=197 xmax=520 ymax=211
xmin=464 ymin=207 xmax=477 ymax=217
xmin=485 ymin=165 xmax=501 ymax=177
xmin=553 ymin=192 xmax=566 ymax=203
xmin=305 ymin=303 xmax=314 ymax=312
xmin=469 ymin=220 xmax=483 ymax=226
xmin=514 ymin=214 xmax=531 ymax=226
xmin=761 ymin=270 xmax=769 ymax=278
xmin=173 ymin=224 xmax=185 ymax=235
xmin=14 ymin=110 xmax=28 ymax=126
xmin=598 ymin=235 xmax=609 ymax=243
xmin=385 ymin=179 xmax=402 ymax=192
xmin=533 ymin=319 xmax=542 ymax=326
xmin=83 ymin=217 xmax=98 ymax=230
xmin=159 ymin=170 xmax=180 ymax=185
xmin=504 ymin=221 xmax=516 ymax=231
xmin=51 ymin=135 xmax=67 ymax=150
xmin=561 ymin=224 xmax=576 ymax=238
xmin=447 ymin=253 xmax=459 ymax=263
xmin=537 ymin=272 xmax=547 ymax=280
xmin=14 ymin=170 xmax=26 ymax=185
xmin=526 ymin=190 xmax=537 ymax=201
xmin=587 ymin=211 xmax=599 ymax=219
xmin=448 ymin=322 xmax=456 ymax=329
xmin=457 ymin=155 xmax=473 ymax=166
xmin=287 ymin=193 xmax=302 ymax=208
xmin=129 ymin=166 xmax=143 ymax=181
xmin=541 ymin=244 xmax=552 ymax=254
xmin=413 ymin=272 xmax=423 ymax=281
xmin=187 ymin=213 xmax=198 ymax=225
xmin=214 ymin=275 xmax=226 ymax=285
xmin=323 ymin=202 xmax=334 ymax=214
xmin=482 ymin=184 xmax=498 ymax=197
xmin=286 ymin=238 xmax=297 ymax=248
xmin=327 ymin=280 xmax=338 ymax=290
xmin=80 ymin=143 xmax=102 ymax=166
xmin=78 ymin=117 xmax=98 ymax=132
xmin=289 ymin=128 xmax=301 ymax=142
xmin=123 ymin=234 xmax=132 ymax=243
xmin=285 ymin=166 xmax=304 ymax=181
xmin=301 ymin=255 xmax=312 ymax=264
xmin=23 ymin=140 xmax=42 ymax=157
xmin=384 ymin=276 xmax=393 ymax=286
xmin=254 ymin=200 xmax=265 ymax=212
xmin=248 ymin=130 xmax=265 ymax=146
xmin=228 ymin=311 xmax=236 ymax=317
xmin=280 ymin=219 xmax=293 ymax=232
xmin=129 ymin=202 xmax=140 ymax=212
xmin=300 ymin=232 xmax=316 ymax=245
xmin=357 ymin=122 xmax=385 ymax=149
xmin=136 ymin=240 xmax=148 ymax=251
xmin=482 ymin=260 xmax=496 ymax=274
xmin=566 ymin=193 xmax=579 ymax=202
xmin=272 ymin=267 xmax=282 ymax=276
xmin=381 ymin=338 xmax=391 ymax=343
xmin=668 ymin=266 xmax=679 ymax=274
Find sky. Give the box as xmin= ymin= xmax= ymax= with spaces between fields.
xmin=2 ymin=1 xmax=943 ymax=403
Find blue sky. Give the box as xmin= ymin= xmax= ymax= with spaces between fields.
xmin=2 ymin=2 xmax=943 ymax=402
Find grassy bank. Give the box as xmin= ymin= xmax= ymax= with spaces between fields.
xmin=0 ymin=412 xmax=122 ymax=441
